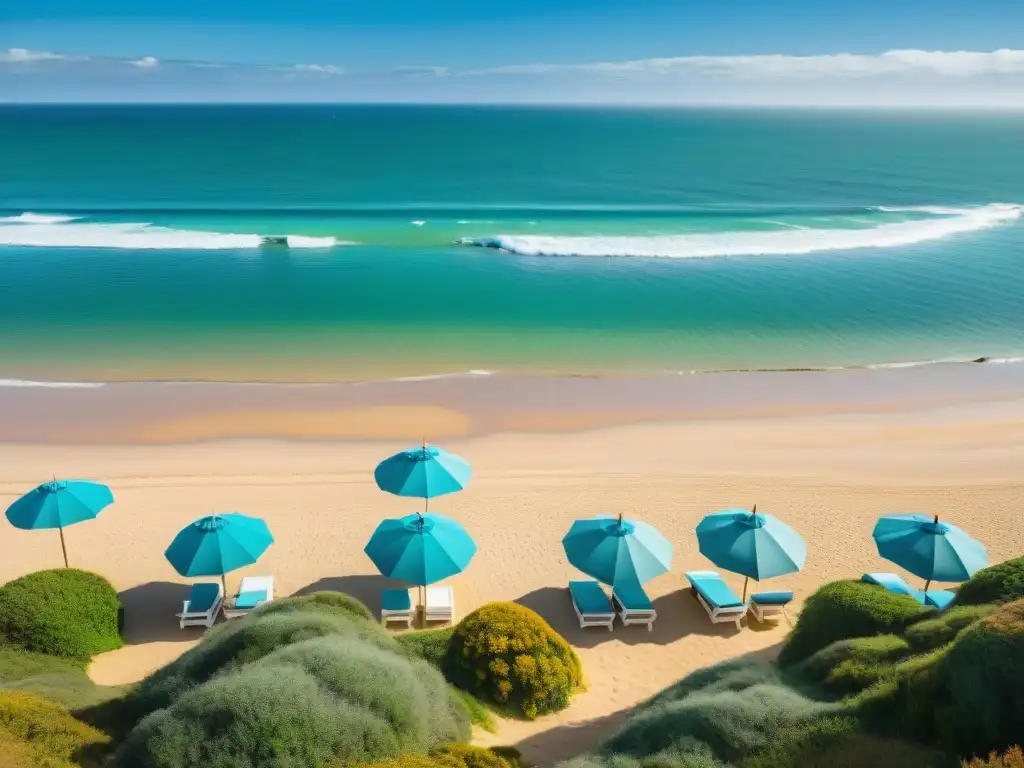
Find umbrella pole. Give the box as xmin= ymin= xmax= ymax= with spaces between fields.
xmin=924 ymin=579 xmax=932 ymax=592
xmin=742 ymin=576 xmax=749 ymax=603
xmin=58 ymin=524 xmax=69 ymax=568
xmin=221 ymin=573 xmax=228 ymax=598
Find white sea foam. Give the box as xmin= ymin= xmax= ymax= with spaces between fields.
xmin=0 ymin=378 xmax=105 ymax=388
xmin=411 ymin=220 xmax=426 ymax=226
xmin=0 ymin=217 xmax=344 ymax=250
xmin=387 ymin=369 xmax=496 ymax=382
xmin=0 ymin=212 xmax=80 ymax=225
xmin=459 ymin=204 xmax=1021 ymax=259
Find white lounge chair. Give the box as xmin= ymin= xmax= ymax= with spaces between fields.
xmin=612 ymin=581 xmax=657 ymax=631
xmin=569 ymin=580 xmax=615 ymax=630
xmin=380 ymin=588 xmax=415 ymax=628
xmin=748 ymin=591 xmax=794 ymax=624
xmin=424 ymin=585 xmax=455 ymax=624
xmin=685 ymin=571 xmax=748 ymax=629
xmin=222 ymin=576 xmax=275 ymax=619
xmin=177 ymin=582 xmax=223 ymax=629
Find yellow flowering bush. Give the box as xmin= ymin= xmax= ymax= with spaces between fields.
xmin=445 ymin=602 xmax=583 ymax=719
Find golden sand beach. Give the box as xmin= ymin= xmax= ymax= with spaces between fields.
xmin=1 ymin=372 xmax=1023 ymax=764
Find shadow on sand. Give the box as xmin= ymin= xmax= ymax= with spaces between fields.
xmin=116 ymin=581 xmax=209 ymax=644
xmin=516 ymin=586 xmax=752 ymax=648
xmin=295 ymin=574 xmax=400 ymax=617
xmin=509 ymin=640 xmax=786 ymax=765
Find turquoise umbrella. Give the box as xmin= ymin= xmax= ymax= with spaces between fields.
xmin=696 ymin=506 xmax=806 ymax=600
xmin=364 ymin=513 xmax=476 ymax=606
xmin=873 ymin=514 xmax=987 ymax=590
xmin=5 ymin=479 xmax=114 ymax=567
xmin=562 ymin=514 xmax=673 ymax=588
xmin=165 ymin=513 xmax=274 ymax=593
xmin=374 ymin=444 xmax=471 ymax=513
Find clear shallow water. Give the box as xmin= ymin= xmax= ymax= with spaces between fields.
xmin=1 ymin=106 xmax=1023 ymax=382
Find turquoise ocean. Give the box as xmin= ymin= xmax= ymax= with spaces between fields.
xmin=1 ymin=106 xmax=1023 ymax=383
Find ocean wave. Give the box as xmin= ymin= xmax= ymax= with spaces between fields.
xmin=458 ymin=204 xmax=1021 ymax=259
xmin=671 ymin=355 xmax=1024 ymax=375
xmin=0 ymin=378 xmax=105 ymax=388
xmin=0 ymin=212 xmax=80 ymax=225
xmin=0 ymin=216 xmax=343 ymax=250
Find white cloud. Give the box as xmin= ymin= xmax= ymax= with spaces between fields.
xmin=0 ymin=48 xmax=67 ymax=64
xmin=130 ymin=56 xmax=160 ymax=69
xmin=291 ymin=64 xmax=345 ymax=75
xmin=393 ymin=65 xmax=450 ymax=77
xmin=468 ymin=49 xmax=1024 ymax=79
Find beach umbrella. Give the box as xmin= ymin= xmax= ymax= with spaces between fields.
xmin=873 ymin=514 xmax=987 ymax=590
xmin=165 ymin=513 xmax=274 ymax=594
xmin=5 ymin=479 xmax=114 ymax=568
xmin=696 ymin=506 xmax=806 ymax=600
xmin=374 ymin=443 xmax=471 ymax=513
xmin=365 ymin=512 xmax=477 ymax=592
xmin=562 ymin=514 xmax=673 ymax=588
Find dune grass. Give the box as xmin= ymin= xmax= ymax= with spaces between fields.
xmin=0 ymin=644 xmax=129 ymax=710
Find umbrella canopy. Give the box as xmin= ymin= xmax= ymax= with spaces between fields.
xmin=873 ymin=514 xmax=987 ymax=589
xmin=5 ymin=480 xmax=114 ymax=567
xmin=165 ymin=513 xmax=274 ymax=592
xmin=696 ymin=506 xmax=806 ymax=599
xmin=364 ymin=512 xmax=476 ymax=587
xmin=374 ymin=444 xmax=471 ymax=511
xmin=562 ymin=514 xmax=673 ymax=588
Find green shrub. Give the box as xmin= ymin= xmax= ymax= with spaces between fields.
xmin=116 ymin=596 xmax=470 ymax=768
xmin=0 ymin=569 xmax=122 ymax=660
xmin=601 ymin=683 xmax=832 ymax=763
xmin=445 ymin=602 xmax=583 ymax=719
xmin=964 ymin=747 xmax=1024 ymax=768
xmin=935 ymin=599 xmax=1024 ymax=758
xmin=255 ymin=590 xmax=374 ymax=622
xmin=0 ymin=726 xmax=35 ymax=768
xmin=905 ymin=606 xmax=997 ymax=652
xmin=0 ymin=645 xmax=128 ymax=710
xmin=399 ymin=628 xmax=455 ymax=669
xmin=740 ymin=716 xmax=952 ymax=768
xmin=779 ymin=581 xmax=933 ymax=666
xmin=353 ymin=745 xmax=516 ymax=768
xmin=954 ymin=558 xmax=1024 ymax=607
xmin=449 ymin=688 xmax=496 ymax=732
xmin=850 ymin=646 xmax=947 ymax=742
xmin=794 ymin=635 xmax=912 ymax=692
xmin=0 ymin=690 xmax=110 ymax=768
xmin=560 ymin=748 xmax=726 ymax=768
xmin=122 ymin=602 xmax=396 ymax=724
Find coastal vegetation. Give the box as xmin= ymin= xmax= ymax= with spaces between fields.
xmin=0 ymin=558 xmax=1022 ymax=767
xmin=445 ymin=602 xmax=584 ymax=719
xmin=562 ymin=556 xmax=1024 ymax=768
xmin=0 ymin=569 xmax=123 ymax=660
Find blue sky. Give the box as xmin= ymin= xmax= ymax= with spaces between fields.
xmin=3 ymin=0 xmax=1024 ymax=104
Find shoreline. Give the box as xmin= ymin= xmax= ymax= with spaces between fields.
xmin=1 ymin=361 xmax=1023 ymax=445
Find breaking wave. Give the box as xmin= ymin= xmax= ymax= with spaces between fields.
xmin=0 ymin=214 xmax=342 ymax=250
xmin=458 ymin=204 xmax=1021 ymax=258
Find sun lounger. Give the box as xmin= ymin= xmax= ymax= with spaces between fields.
xmin=749 ymin=591 xmax=793 ymax=624
xmin=862 ymin=573 xmax=954 ymax=611
xmin=177 ymin=582 xmax=223 ymax=629
xmin=424 ymin=585 xmax=455 ymax=624
xmin=612 ymin=580 xmax=657 ymax=631
xmin=222 ymin=576 xmax=274 ymax=619
xmin=923 ymin=590 xmax=956 ymax=611
xmin=569 ymin=580 xmax=615 ymax=630
xmin=685 ymin=570 xmax=748 ymax=629
xmin=380 ymin=588 xmax=415 ymax=628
